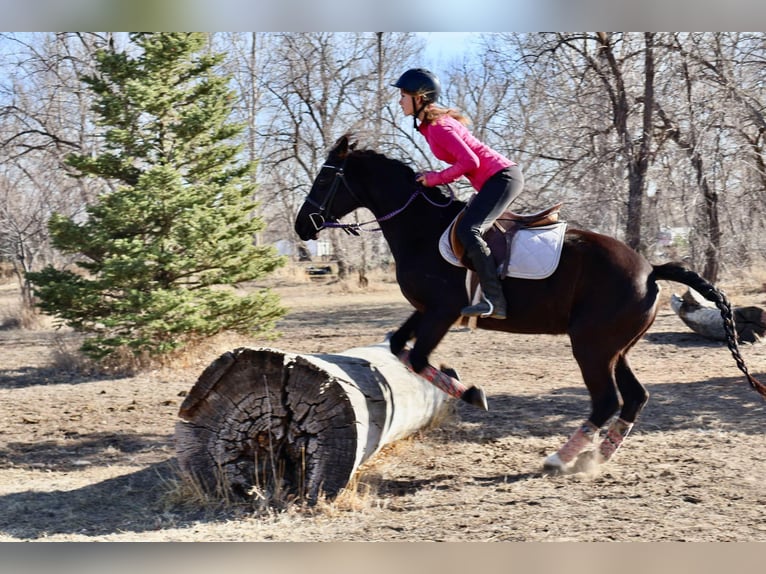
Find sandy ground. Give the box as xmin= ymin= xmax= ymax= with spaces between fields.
xmin=0 ymin=274 xmax=764 ymax=542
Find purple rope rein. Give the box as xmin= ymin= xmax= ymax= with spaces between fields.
xmin=322 ymin=183 xmax=456 ymax=234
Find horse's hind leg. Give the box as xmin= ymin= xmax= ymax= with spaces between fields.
xmin=544 ymin=343 xmax=621 ymax=472
xmin=598 ymin=354 xmax=649 ymax=463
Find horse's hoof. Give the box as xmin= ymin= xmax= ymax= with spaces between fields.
xmin=461 ymin=386 xmax=488 ymax=411
xmin=571 ymin=450 xmax=602 ymax=473
xmin=544 ymin=451 xmax=602 ymax=474
xmin=542 ymin=452 xmax=569 ymax=474
xmin=439 ymin=364 xmax=460 ymax=381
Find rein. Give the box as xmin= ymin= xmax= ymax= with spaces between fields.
xmin=306 ymin=160 xmax=455 ymax=235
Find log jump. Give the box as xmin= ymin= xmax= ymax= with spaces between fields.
xmin=175 ymin=341 xmax=482 ymax=504
xmin=671 ymin=288 xmax=766 ymax=343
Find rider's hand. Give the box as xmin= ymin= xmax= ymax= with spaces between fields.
xmin=416 ymin=172 xmax=434 ymax=187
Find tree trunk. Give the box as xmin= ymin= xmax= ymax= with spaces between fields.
xmin=624 ymin=33 xmax=655 ymax=253
xmin=700 ymin=178 xmax=721 ymax=282
xmin=175 ymin=342 xmax=452 ymax=504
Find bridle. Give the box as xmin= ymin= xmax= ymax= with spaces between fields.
xmin=304 ymin=157 xmax=360 ymax=235
xmin=304 ymin=156 xmax=454 ymax=236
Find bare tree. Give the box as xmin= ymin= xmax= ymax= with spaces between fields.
xmin=3 ymin=31 xmax=764 ymax=306
xmin=692 ymin=33 xmax=766 ymax=270
xmin=469 ymin=32 xmax=766 ymax=277
xmin=518 ymin=33 xmax=657 ymax=251
xmin=251 ymin=32 xmax=419 ymax=277
xmin=0 ymin=33 xmax=106 ymax=307
xmin=648 ymin=32 xmax=766 ymax=279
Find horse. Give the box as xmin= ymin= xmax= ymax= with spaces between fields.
xmin=294 ymin=133 xmax=766 ymax=473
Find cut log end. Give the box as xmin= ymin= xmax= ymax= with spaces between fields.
xmin=176 ymin=348 xmax=358 ymax=503
xmin=175 ymin=343 xmax=451 ymax=505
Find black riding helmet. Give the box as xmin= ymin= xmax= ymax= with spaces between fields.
xmin=392 ymin=68 xmax=441 ymax=103
xmin=393 ymin=68 xmax=441 ymax=130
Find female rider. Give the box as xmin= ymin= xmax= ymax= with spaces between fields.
xmin=392 ymin=68 xmax=524 ymax=319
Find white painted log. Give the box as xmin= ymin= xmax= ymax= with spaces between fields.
xmin=174 ymin=341 xmax=452 ymax=504
xmin=670 ymin=288 xmax=766 ymax=343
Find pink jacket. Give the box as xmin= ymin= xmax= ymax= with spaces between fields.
xmin=418 ymin=114 xmax=515 ymax=191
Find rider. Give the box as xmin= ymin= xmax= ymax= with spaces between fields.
xmin=392 ymin=68 xmax=524 ymax=320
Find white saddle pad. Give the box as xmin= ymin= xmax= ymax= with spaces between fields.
xmin=439 ymin=220 xmax=568 ymax=280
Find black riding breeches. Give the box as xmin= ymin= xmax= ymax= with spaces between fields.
xmin=455 ymin=164 xmax=524 ymax=253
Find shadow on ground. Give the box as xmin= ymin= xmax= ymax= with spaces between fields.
xmin=451 ymin=373 xmax=765 ymax=441
xmin=0 ymin=431 xmax=172 ymax=472
xmin=0 ymin=366 xmax=129 ymax=390
xmin=0 ymin=460 xmax=186 ymax=539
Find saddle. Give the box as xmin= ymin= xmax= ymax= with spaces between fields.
xmin=447 ymin=202 xmax=564 ymax=277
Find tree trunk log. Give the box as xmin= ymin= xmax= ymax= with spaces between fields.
xmin=174 ymin=342 xmax=452 ymax=504
xmin=670 ymin=289 xmax=766 ymax=343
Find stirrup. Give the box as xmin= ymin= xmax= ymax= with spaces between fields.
xmin=461 ymin=297 xmax=506 ymax=320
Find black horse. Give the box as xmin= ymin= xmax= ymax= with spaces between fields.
xmin=294 ymin=134 xmax=766 ymax=472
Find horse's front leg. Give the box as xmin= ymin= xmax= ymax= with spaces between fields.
xmin=398 ymin=309 xmax=488 ymax=410
xmin=406 ymin=309 xmax=455 ymax=373
xmin=389 ymin=311 xmax=421 ymax=356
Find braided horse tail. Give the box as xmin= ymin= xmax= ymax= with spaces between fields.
xmin=652 ymin=262 xmax=766 ymax=398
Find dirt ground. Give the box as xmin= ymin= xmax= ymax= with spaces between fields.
xmin=0 ymin=271 xmax=765 ymax=542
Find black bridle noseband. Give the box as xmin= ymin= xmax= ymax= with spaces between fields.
xmin=304 ymin=156 xmax=454 ymax=236
xmin=304 ymin=158 xmax=361 ymax=235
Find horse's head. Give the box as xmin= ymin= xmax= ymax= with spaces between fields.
xmin=295 ymin=134 xmax=361 ymax=241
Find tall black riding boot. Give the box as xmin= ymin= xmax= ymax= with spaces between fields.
xmin=461 ymin=244 xmax=507 ymax=319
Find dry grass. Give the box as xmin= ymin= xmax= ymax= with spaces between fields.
xmin=164 ymin=446 xmax=387 ymax=520
xmin=721 ymin=264 xmax=766 ymax=297
xmin=262 ymin=261 xmax=398 ymax=290
xmin=0 ymin=299 xmax=47 ymax=331
xmin=165 ymin=407 xmax=457 ymax=519
xmin=49 ymin=334 xmax=90 ymax=372
xmin=0 ymin=262 xmax=399 ymax=377
xmin=161 ymin=463 xmax=241 ymax=515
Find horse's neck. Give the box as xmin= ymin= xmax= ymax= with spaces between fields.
xmin=352 ymin=155 xmax=459 ymax=253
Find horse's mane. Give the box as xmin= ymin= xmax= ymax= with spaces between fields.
xmin=352 ymin=147 xmax=458 ymax=203
xmin=337 ymin=134 xmax=458 ymax=205
xmin=334 ymin=133 xmax=413 ymax=174
xmin=350 ymin=147 xmax=416 ymax=177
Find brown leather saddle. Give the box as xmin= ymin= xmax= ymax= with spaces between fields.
xmin=449 ymin=202 xmax=563 ymax=275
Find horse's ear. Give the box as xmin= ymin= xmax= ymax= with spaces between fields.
xmin=332 ymin=134 xmax=351 ymax=158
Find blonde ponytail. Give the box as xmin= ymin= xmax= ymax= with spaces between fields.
xmin=422 ymin=104 xmax=471 ymax=126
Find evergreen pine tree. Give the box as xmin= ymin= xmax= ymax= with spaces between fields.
xmin=28 ymin=33 xmax=286 ymax=361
